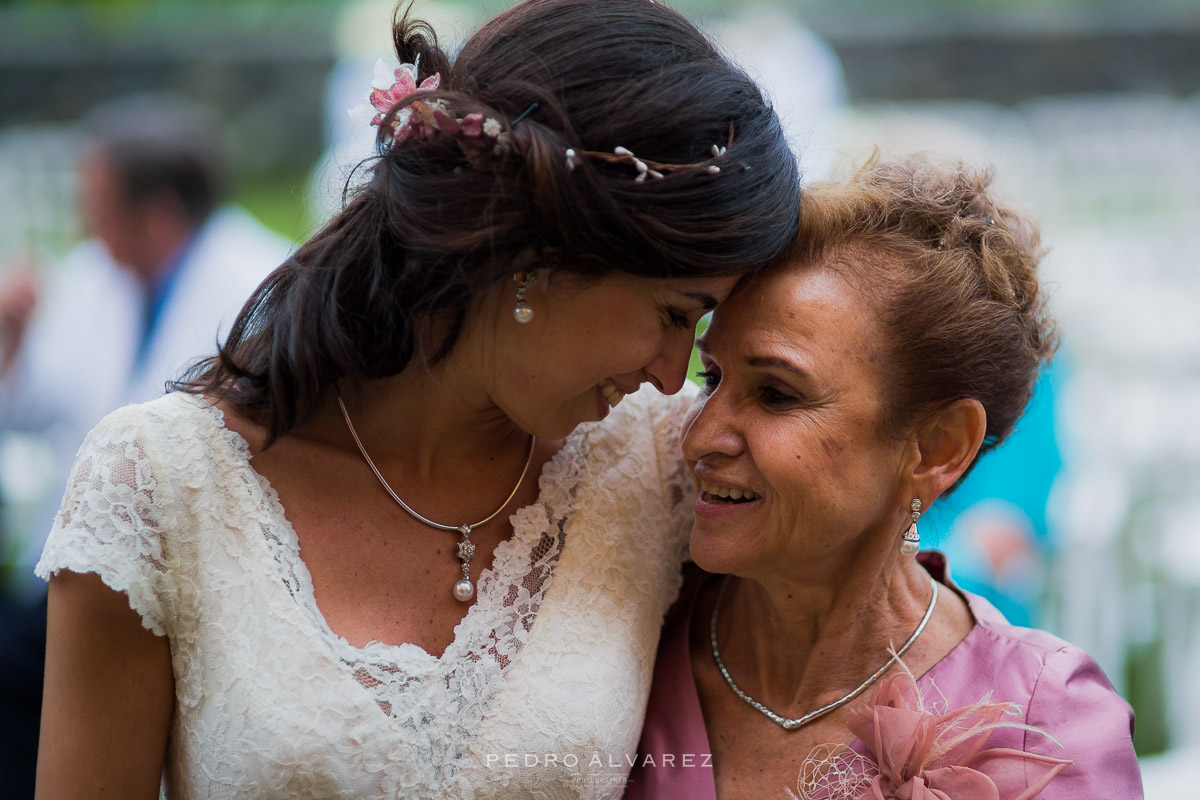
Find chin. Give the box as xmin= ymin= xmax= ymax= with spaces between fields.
xmin=688 ymin=529 xmax=749 ymax=577
xmin=507 ymin=402 xmax=580 ymax=441
xmin=524 ymin=415 xmax=584 ymax=443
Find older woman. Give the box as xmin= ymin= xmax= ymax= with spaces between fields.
xmin=626 ymin=156 xmax=1142 ymax=800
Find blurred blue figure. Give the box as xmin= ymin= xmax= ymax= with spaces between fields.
xmin=926 ymin=361 xmax=1064 ymax=628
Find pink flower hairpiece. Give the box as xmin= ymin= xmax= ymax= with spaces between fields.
xmin=791 ymin=666 xmax=1072 ymax=800
xmin=349 ymin=57 xmax=504 ymax=151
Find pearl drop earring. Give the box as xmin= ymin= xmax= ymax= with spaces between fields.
xmin=900 ymin=498 xmax=922 ymax=556
xmin=513 ymin=271 xmax=537 ymax=323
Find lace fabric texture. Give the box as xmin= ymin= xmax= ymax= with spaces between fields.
xmin=36 ymin=386 xmax=698 ymax=799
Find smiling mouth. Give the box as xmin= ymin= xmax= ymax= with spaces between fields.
xmin=699 ymin=480 xmax=760 ymax=504
xmin=599 ymin=380 xmax=626 ymax=408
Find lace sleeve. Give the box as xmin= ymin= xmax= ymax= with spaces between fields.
xmin=34 ymin=405 xmax=178 ymax=637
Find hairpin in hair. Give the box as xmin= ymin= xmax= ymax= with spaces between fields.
xmin=511 ymin=102 xmax=540 ymax=126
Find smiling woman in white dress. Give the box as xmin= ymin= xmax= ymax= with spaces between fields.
xmin=32 ymin=1 xmax=802 ymax=798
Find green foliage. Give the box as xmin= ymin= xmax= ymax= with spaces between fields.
xmin=687 ymin=314 xmax=711 ymax=387
xmin=232 ymin=169 xmax=313 ymax=248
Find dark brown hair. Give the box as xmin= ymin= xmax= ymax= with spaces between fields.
xmin=790 ymin=153 xmax=1056 ymax=467
xmin=177 ymin=0 xmax=801 ymax=444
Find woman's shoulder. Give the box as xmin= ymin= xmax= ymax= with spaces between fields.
xmin=963 ymin=596 xmax=1083 ymax=669
xmin=922 ymin=552 xmax=1104 ymax=684
xmin=930 ymin=570 xmax=1128 ymax=719
xmin=87 ymin=390 xmax=218 ymax=438
xmin=954 ymin=586 xmax=1115 ymax=699
xmin=84 ymin=391 xmax=237 ymax=460
xmin=64 ymin=391 xmax=247 ymax=524
xmin=924 ymin=570 xmax=1141 ymax=797
xmin=36 ymin=392 xmax=228 ymax=637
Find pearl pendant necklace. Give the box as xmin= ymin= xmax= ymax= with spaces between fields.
xmin=336 ymin=392 xmax=536 ymax=602
xmin=710 ymin=576 xmax=938 ymax=730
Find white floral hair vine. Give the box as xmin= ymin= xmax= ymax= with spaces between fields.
xmin=352 ymin=58 xmax=734 ymax=179
xmin=565 ymin=121 xmax=734 ymax=182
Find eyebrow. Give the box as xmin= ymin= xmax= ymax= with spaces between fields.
xmin=678 ymin=292 xmax=720 ymax=310
xmin=746 ymin=355 xmax=810 ymax=380
xmin=695 ymin=340 xmax=809 ymax=380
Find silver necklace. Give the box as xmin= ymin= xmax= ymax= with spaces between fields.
xmin=710 ymin=576 xmax=938 ymax=731
xmin=336 ymin=393 xmax=536 ymax=603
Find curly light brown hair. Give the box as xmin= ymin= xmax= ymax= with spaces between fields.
xmin=791 ymin=153 xmax=1057 ymax=460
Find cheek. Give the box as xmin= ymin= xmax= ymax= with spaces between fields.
xmin=553 ymin=322 xmax=662 ymax=380
xmin=489 ymin=341 xmax=583 ymax=416
xmin=766 ymin=451 xmax=835 ymax=533
xmin=759 ymin=422 xmax=875 ymax=528
xmin=762 ymin=417 xmax=846 ymax=484
xmin=598 ymin=308 xmax=668 ymax=362
xmin=508 ymin=361 xmax=592 ymax=403
xmin=609 ymin=332 xmax=663 ymax=371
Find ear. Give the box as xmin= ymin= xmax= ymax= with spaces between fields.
xmin=909 ymin=397 xmax=986 ymax=503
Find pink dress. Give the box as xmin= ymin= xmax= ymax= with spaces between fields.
xmin=625 ymin=553 xmax=1142 ymax=800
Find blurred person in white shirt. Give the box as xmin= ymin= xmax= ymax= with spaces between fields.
xmin=0 ymin=94 xmax=290 ymax=578
xmin=0 ymin=95 xmax=288 ymax=797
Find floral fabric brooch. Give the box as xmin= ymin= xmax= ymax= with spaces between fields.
xmin=791 ymin=668 xmax=1072 ymax=800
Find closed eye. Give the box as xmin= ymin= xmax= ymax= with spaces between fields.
xmin=668 ymin=309 xmax=691 ymax=329
xmin=695 ymin=369 xmax=720 ymax=392
xmin=758 ymin=383 xmax=804 ymax=408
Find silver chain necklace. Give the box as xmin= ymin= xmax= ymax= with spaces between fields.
xmin=710 ymin=576 xmax=938 ymax=731
xmin=336 ymin=392 xmax=536 ymax=603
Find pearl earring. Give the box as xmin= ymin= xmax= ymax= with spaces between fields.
xmin=513 ymin=271 xmax=537 ymax=323
xmin=900 ymin=498 xmax=922 ymax=556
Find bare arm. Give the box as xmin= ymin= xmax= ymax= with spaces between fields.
xmin=36 ymin=571 xmax=174 ymax=799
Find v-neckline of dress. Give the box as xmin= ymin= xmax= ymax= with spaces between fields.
xmin=188 ymin=391 xmax=585 ymax=669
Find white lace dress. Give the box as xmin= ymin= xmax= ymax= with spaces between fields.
xmin=36 ymin=386 xmax=697 ymax=799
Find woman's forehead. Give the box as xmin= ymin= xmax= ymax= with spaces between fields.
xmin=706 ymin=266 xmax=883 ymax=363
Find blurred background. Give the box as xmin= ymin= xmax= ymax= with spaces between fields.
xmin=1 ymin=0 xmax=1197 ymax=795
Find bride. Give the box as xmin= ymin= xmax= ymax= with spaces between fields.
xmin=34 ymin=1 xmax=801 ymax=797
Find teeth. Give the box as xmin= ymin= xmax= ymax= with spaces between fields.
xmin=599 ymin=381 xmax=626 ymax=408
xmin=699 ymin=481 xmax=758 ymax=501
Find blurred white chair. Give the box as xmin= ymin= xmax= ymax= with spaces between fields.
xmin=0 ymin=125 xmax=81 ymax=266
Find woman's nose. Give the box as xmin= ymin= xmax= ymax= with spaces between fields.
xmin=643 ymin=328 xmax=697 ymax=395
xmin=681 ymin=384 xmax=742 ymax=462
